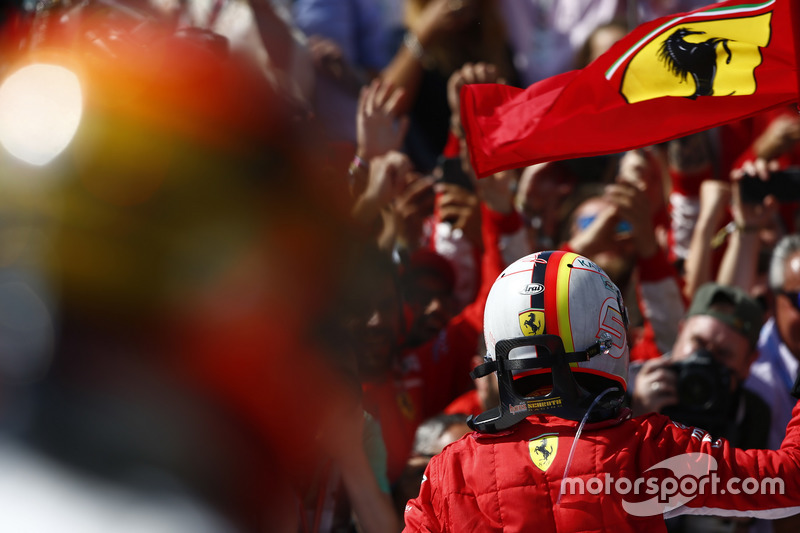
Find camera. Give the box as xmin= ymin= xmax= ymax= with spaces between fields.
xmin=436 ymin=156 xmax=475 ymax=191
xmin=662 ymin=349 xmax=733 ymax=436
xmin=740 ymin=166 xmax=800 ymax=204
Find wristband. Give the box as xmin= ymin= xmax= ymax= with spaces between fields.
xmin=711 ymin=221 xmax=759 ymax=249
xmin=347 ymin=155 xmax=369 ymax=194
xmin=348 ymin=155 xmax=369 ymax=176
xmin=403 ymin=32 xmax=427 ymax=63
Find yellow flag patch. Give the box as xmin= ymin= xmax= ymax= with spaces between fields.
xmin=621 ymin=13 xmax=772 ymax=103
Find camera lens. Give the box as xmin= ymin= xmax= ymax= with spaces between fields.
xmin=677 ymin=372 xmax=715 ymax=409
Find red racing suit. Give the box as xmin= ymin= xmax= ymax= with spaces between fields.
xmin=403 ymin=403 xmax=800 ymax=532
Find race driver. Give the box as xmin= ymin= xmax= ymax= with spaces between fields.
xmin=403 ymin=250 xmax=800 ymax=532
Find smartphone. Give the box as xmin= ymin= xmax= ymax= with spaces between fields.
xmin=436 ymin=156 xmax=475 ymax=191
xmin=740 ymin=166 xmax=800 ymax=204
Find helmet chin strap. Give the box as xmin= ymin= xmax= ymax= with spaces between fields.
xmin=467 ymin=335 xmax=624 ymax=433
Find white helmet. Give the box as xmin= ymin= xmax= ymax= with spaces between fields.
xmin=469 ymin=250 xmax=629 ymax=432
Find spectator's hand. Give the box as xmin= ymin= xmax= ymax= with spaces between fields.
xmin=365 ymin=151 xmax=412 ymax=206
xmin=732 ymin=157 xmax=779 ymax=181
xmin=605 ymin=178 xmax=657 ymax=258
xmin=614 ymin=150 xmax=664 ymax=257
xmin=476 ymin=168 xmax=515 ymax=215
xmin=753 ymin=113 xmax=800 ymax=161
xmin=617 ymin=148 xmax=666 ymax=213
xmin=517 ymin=163 xmax=572 ymax=215
xmin=567 ymin=203 xmax=620 ymax=259
xmin=631 ymin=356 xmax=678 ymax=417
xmin=351 ymin=151 xmax=413 ymax=238
xmin=411 ymin=0 xmax=480 ymax=44
xmin=516 ymin=163 xmax=574 ymax=250
xmin=730 ymin=159 xmax=779 ymax=233
xmin=436 ymin=182 xmax=481 ymax=249
xmin=307 ymin=36 xmax=354 ymax=86
xmin=394 ymin=173 xmax=437 ymax=251
xmin=446 ymin=62 xmax=505 ymax=138
xmin=356 ymin=79 xmax=409 ymax=162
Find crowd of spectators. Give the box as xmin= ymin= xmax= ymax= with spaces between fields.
xmin=0 ymin=0 xmax=798 ymax=532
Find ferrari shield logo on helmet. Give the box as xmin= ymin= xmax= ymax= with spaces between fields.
xmin=529 ymin=433 xmax=558 ymax=471
xmin=519 ymin=309 xmax=544 ymax=336
xmin=619 ymin=12 xmax=772 ymax=103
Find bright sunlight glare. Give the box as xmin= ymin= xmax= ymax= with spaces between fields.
xmin=0 ymin=64 xmax=83 ymax=166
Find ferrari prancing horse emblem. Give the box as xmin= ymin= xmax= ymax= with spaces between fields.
xmin=529 ymin=433 xmax=558 ymax=471
xmin=519 ymin=309 xmax=545 ymax=337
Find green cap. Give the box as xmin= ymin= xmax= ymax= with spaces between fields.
xmin=686 ymin=282 xmax=764 ymax=348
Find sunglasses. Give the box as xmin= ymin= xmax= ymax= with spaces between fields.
xmin=778 ymin=290 xmax=800 ymax=311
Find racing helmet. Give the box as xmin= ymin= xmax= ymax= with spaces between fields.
xmin=469 ymin=250 xmax=629 ymax=432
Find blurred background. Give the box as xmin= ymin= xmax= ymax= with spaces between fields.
xmin=0 ymin=1 xmax=364 ymax=531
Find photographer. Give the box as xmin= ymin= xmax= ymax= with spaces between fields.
xmin=630 ymin=283 xmax=771 ymax=532
xmin=630 ymin=282 xmax=769 ymax=449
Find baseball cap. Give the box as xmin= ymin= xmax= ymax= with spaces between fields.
xmin=686 ymin=282 xmax=764 ymax=348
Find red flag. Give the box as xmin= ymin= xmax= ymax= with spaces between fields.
xmin=461 ymin=0 xmax=799 ymax=178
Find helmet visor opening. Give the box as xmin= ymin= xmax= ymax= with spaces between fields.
xmin=512 ymin=371 xmax=554 ymax=398
xmin=497 ymin=335 xmax=567 ymax=399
